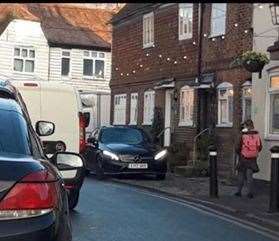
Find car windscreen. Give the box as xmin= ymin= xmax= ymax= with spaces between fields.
xmin=0 ymin=110 xmax=31 ymax=155
xmin=100 ymin=128 xmax=145 ymax=145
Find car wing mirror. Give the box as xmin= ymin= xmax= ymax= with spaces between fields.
xmin=36 ymin=121 xmax=55 ymax=136
xmin=54 ymin=152 xmax=84 ymax=180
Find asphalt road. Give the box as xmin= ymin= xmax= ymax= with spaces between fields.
xmin=71 ymin=176 xmax=277 ymax=241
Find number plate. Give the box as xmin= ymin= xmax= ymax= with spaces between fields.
xmin=128 ymin=163 xmax=148 ymax=169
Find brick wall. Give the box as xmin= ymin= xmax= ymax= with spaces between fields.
xmin=111 ymin=3 xmax=254 ymax=176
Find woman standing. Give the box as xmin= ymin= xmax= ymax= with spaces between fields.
xmin=235 ymin=119 xmax=262 ymax=199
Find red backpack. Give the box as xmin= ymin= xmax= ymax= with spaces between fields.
xmin=241 ymin=133 xmax=261 ymax=159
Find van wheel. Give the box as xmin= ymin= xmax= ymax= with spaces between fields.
xmin=96 ymin=156 xmax=105 ymax=180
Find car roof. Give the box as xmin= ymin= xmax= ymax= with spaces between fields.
xmin=0 ymin=79 xmax=17 ymax=99
xmin=0 ymin=98 xmax=23 ymax=114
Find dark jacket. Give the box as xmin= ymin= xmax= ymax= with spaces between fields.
xmin=235 ymin=129 xmax=262 ymax=172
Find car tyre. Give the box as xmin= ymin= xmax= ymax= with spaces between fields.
xmin=96 ymin=156 xmax=105 ymax=180
xmin=156 ymin=173 xmax=166 ymax=180
xmin=68 ymin=189 xmax=80 ymax=210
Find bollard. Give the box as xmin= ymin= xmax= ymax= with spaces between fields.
xmin=269 ymin=146 xmax=279 ymax=213
xmin=208 ymin=145 xmax=218 ymax=198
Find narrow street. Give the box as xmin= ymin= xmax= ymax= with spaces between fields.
xmin=71 ymin=177 xmax=278 ymax=241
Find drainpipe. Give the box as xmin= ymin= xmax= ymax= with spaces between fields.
xmin=196 ymin=3 xmax=204 ymax=134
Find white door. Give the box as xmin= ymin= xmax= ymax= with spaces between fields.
xmin=164 ymin=90 xmax=173 ymax=147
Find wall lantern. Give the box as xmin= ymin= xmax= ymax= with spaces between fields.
xmin=270 ymin=3 xmax=279 ymax=25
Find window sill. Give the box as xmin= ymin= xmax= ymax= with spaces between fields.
xmin=178 ymin=122 xmax=193 ymax=127
xmin=13 ymin=71 xmax=35 ymax=76
xmin=208 ymin=34 xmax=225 ymax=39
xmin=264 ymin=135 xmax=279 ymax=141
xmin=129 ymin=122 xmax=137 ymax=126
xmin=142 ymin=122 xmax=152 ymax=126
xmin=82 ymin=76 xmax=105 ymax=81
xmin=143 ymin=43 xmax=155 ymax=49
xmin=216 ymin=123 xmax=233 ymax=128
xmin=178 ymin=35 xmax=192 ymax=41
xmin=113 ymin=123 xmax=126 ymax=126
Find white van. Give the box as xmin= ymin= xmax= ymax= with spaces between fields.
xmin=11 ymin=80 xmax=89 ymax=154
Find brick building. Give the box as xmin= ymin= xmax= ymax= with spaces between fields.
xmin=110 ymin=3 xmax=253 ymax=178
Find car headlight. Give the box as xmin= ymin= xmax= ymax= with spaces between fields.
xmin=103 ymin=150 xmax=119 ymax=161
xmin=154 ymin=149 xmax=167 ymax=160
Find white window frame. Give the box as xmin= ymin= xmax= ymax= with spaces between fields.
xmin=179 ymin=85 xmax=194 ymax=126
xmin=13 ymin=47 xmax=36 ymax=74
xmin=61 ymin=49 xmax=71 ymax=78
xmin=129 ymin=93 xmax=138 ymax=125
xmin=242 ymin=81 xmax=252 ymax=122
xmin=267 ymin=74 xmax=279 ymax=137
xmin=113 ymin=94 xmax=127 ymax=125
xmin=143 ymin=12 xmax=154 ymax=48
xmin=210 ymin=3 xmax=227 ymax=37
xmin=217 ymin=82 xmax=233 ymax=127
xmin=83 ymin=50 xmax=106 ymax=79
xmin=143 ymin=90 xmax=155 ymax=125
xmin=178 ymin=3 xmax=193 ymax=40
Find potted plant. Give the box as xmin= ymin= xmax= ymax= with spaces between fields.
xmin=231 ymin=51 xmax=269 ymax=78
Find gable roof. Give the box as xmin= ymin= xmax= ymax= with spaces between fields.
xmin=0 ymin=4 xmax=113 ymax=50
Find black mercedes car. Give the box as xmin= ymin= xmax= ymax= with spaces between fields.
xmin=81 ymin=126 xmax=168 ymax=180
xmin=0 ymin=80 xmax=84 ymax=241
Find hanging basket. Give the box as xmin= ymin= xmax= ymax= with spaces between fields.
xmin=243 ymin=60 xmax=265 ymax=73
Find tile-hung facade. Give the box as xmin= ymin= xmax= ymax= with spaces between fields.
xmin=111 ymin=3 xmax=253 ymax=178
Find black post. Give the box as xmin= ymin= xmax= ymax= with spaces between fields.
xmin=269 ymin=146 xmax=279 ymax=213
xmin=208 ymin=145 xmax=218 ymax=198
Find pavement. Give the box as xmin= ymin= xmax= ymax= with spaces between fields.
xmin=71 ymin=176 xmax=279 ymax=241
xmin=108 ymin=173 xmax=279 ymax=233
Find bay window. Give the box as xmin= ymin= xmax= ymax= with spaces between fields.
xmin=242 ymin=81 xmax=252 ymax=122
xmin=143 ymin=90 xmax=155 ymax=125
xmin=269 ymin=76 xmax=279 ymax=134
xmin=217 ymin=82 xmax=233 ymax=126
xmin=179 ymin=86 xmax=194 ymax=126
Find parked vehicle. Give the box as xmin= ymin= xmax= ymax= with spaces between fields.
xmin=11 ymin=80 xmax=89 ymax=209
xmin=10 ymin=80 xmax=90 ymax=154
xmin=0 ymin=80 xmax=84 ymax=241
xmin=81 ymin=126 xmax=168 ymax=180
